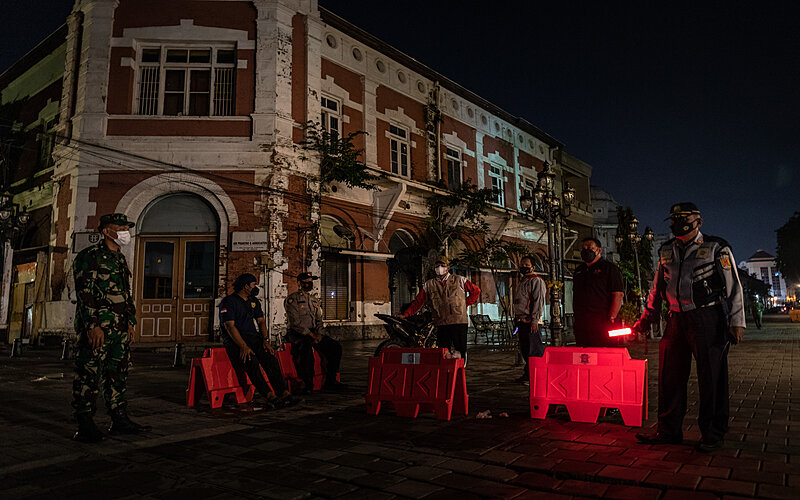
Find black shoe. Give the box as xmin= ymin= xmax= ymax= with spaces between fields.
xmin=695 ymin=439 xmax=724 ymax=452
xmin=108 ymin=406 xmax=151 ymax=435
xmin=73 ymin=413 xmax=104 ymax=443
xmin=635 ymin=431 xmax=683 ymax=445
xmin=274 ymin=395 xmax=300 ymax=409
xmin=323 ymin=380 xmax=348 ymax=393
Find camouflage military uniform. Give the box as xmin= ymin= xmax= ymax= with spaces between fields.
xmin=71 ymin=240 xmax=137 ymax=416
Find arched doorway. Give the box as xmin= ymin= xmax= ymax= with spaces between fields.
xmin=134 ymin=193 xmax=219 ymax=343
xmin=319 ymin=216 xmax=352 ymax=321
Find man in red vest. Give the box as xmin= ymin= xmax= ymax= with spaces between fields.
xmin=401 ymin=256 xmax=481 ymax=360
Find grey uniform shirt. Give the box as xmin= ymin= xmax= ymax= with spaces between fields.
xmin=645 ymin=232 xmax=746 ymax=328
xmin=285 ymin=290 xmax=323 ymax=335
xmin=513 ymin=274 xmax=546 ymax=324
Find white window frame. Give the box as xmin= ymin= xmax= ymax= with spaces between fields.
xmin=134 ymin=43 xmax=236 ymax=117
xmin=389 ymin=124 xmax=410 ymax=177
xmin=489 ymin=162 xmax=504 ymax=206
xmin=320 ymin=95 xmax=342 ymax=137
xmin=445 ymin=146 xmax=463 ymax=191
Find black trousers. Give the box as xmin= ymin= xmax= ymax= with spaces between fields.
xmin=436 ymin=324 xmax=468 ymax=358
xmin=224 ymin=337 xmax=286 ymax=398
xmin=516 ymin=321 xmax=545 ymax=375
xmin=286 ymin=330 xmax=342 ymax=387
xmin=658 ymin=305 xmax=729 ymax=442
xmin=573 ymin=313 xmax=619 ymax=347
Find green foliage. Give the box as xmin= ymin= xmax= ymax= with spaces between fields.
xmin=776 ymin=212 xmax=800 ymax=284
xmin=423 ymin=182 xmax=496 ymax=252
xmin=618 ymin=301 xmax=640 ymax=326
xmin=615 ymin=206 xmax=654 ymax=305
xmin=300 ymin=121 xmax=379 ymax=192
xmin=451 ymin=238 xmax=528 ymax=271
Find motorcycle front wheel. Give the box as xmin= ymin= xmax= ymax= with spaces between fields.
xmin=373 ymin=338 xmax=406 ymax=357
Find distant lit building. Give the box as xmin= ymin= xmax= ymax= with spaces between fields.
xmin=739 ymin=250 xmax=787 ymax=306
xmin=590 ymin=186 xmax=620 ymax=262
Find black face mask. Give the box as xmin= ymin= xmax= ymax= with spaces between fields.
xmin=249 ymin=286 xmax=260 ymax=297
xmin=670 ymin=218 xmax=696 ymax=237
xmin=581 ymin=248 xmax=597 ymax=263
xmin=301 ymin=282 xmax=313 ymax=291
xmin=520 ymin=266 xmax=532 ymax=275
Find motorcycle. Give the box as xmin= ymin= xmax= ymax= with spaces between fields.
xmin=373 ymin=312 xmax=436 ymax=357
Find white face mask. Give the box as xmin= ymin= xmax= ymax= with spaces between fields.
xmin=113 ymin=229 xmax=131 ymax=246
xmin=435 ymin=266 xmax=448 ymax=276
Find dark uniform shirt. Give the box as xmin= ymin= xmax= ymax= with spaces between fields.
xmin=285 ymin=290 xmax=323 ymax=335
xmin=573 ymin=258 xmax=624 ymax=317
xmin=219 ymin=294 xmax=264 ymax=345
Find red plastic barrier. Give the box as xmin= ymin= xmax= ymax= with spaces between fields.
xmin=275 ymin=342 xmax=325 ymax=392
xmin=186 ymin=347 xmax=275 ymax=408
xmin=529 ymin=347 xmax=647 ymax=427
xmin=366 ymin=347 xmax=468 ymax=421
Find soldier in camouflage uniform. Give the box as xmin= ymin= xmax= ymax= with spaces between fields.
xmin=71 ymin=213 xmax=150 ymax=442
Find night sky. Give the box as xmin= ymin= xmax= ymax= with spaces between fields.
xmin=2 ymin=1 xmax=797 ymax=262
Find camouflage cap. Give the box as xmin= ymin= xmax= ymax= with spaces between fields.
xmin=98 ymin=213 xmax=135 ymax=229
xmin=434 ymin=255 xmax=449 ymax=265
xmin=664 ymin=202 xmax=700 ymax=220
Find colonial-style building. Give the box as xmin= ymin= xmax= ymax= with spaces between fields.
xmin=0 ymin=0 xmax=592 ymax=345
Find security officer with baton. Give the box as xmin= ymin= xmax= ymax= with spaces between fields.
xmin=634 ymin=203 xmax=745 ymax=452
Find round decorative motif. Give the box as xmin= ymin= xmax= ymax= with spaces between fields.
xmin=376 ymin=59 xmax=386 ymax=72
xmin=451 ymin=99 xmax=458 ymax=110
xmin=518 ymin=134 xmax=524 ymax=143
xmin=352 ymin=47 xmax=363 ymax=61
xmin=397 ymin=71 xmax=407 ymax=83
xmin=481 ymin=115 xmax=488 ymax=125
xmin=467 ymin=107 xmax=474 ymax=118
xmin=539 ymin=145 xmax=545 ymax=153
xmin=494 ymin=122 xmax=500 ymax=132
xmin=529 ymin=139 xmax=534 ymax=148
xmin=417 ymin=81 xmax=426 ymax=93
xmin=325 ymin=34 xmax=337 ymax=48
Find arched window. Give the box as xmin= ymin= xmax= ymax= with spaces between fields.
xmin=388 ymin=229 xmax=415 ymax=254
xmin=319 ymin=216 xmax=353 ymax=249
xmin=140 ymin=193 xmax=219 ymax=233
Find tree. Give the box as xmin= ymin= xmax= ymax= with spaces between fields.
xmin=422 ymin=182 xmax=495 ymax=254
xmin=776 ymin=212 xmax=800 ymax=285
xmin=615 ymin=206 xmax=654 ymax=325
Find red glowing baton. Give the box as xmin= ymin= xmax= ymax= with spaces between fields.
xmin=608 ymin=327 xmax=632 ymax=337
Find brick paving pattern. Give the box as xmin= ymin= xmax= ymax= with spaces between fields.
xmin=0 ymin=317 xmax=797 ymax=498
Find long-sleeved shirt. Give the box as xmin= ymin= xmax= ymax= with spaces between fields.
xmin=402 ymin=273 xmax=480 ymax=325
xmin=73 ymin=241 xmax=137 ymax=333
xmin=644 ymin=231 xmax=746 ymax=328
xmin=513 ymin=273 xmax=546 ymax=324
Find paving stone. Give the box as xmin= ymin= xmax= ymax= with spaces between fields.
xmin=679 ymin=463 xmax=731 ymax=479
xmin=555 ymin=479 xmax=609 ymax=497
xmin=632 ymin=458 xmax=684 ymax=473
xmin=399 ymin=466 xmax=451 ymax=482
xmin=435 ymin=473 xmax=527 ymax=499
xmin=756 ymin=483 xmax=799 ymax=499
xmin=471 ymin=464 xmax=518 ymax=482
xmin=551 ymin=459 xmax=605 ymax=476
xmin=697 ymin=478 xmax=757 ymax=496
xmin=597 ymin=464 xmax=651 ymax=482
xmin=661 ymin=490 xmax=718 ymax=500
xmin=384 ymin=479 xmax=442 ymax=499
xmin=602 ymin=484 xmax=662 ymax=500
xmin=644 ymin=471 xmax=702 ymax=489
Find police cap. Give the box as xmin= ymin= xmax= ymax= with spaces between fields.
xmin=297 ymin=272 xmax=319 ymax=281
xmin=664 ymin=202 xmax=701 ymax=220
xmin=99 ymin=213 xmax=136 ymax=230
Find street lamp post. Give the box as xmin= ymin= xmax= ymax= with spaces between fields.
xmin=0 ymin=191 xmax=30 ymax=334
xmin=615 ymin=219 xmax=654 ymax=351
xmin=520 ymin=162 xmax=575 ymax=347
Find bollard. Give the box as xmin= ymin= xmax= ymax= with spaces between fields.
xmin=10 ymin=338 xmax=22 ymax=357
xmin=173 ymin=343 xmax=183 ymax=368
xmin=61 ymin=338 xmax=73 ymax=360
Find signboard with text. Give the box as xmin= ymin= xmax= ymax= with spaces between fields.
xmin=231 ymin=231 xmax=269 ymax=252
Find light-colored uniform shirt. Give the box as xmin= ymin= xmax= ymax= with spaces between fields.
xmin=285 ymin=290 xmax=323 ymax=335
xmin=513 ymin=273 xmax=546 ymax=324
xmin=645 ymin=231 xmax=745 ymax=328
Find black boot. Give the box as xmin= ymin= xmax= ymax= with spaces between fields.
xmin=108 ymin=406 xmax=151 ymax=435
xmin=73 ymin=413 xmax=104 ymax=443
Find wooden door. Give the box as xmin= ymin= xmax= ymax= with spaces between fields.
xmin=177 ymin=238 xmax=216 ymax=341
xmin=136 ymin=238 xmax=178 ymax=342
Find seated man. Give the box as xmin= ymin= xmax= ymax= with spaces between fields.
xmin=285 ymin=273 xmax=346 ymax=393
xmin=219 ymin=273 xmax=296 ymax=409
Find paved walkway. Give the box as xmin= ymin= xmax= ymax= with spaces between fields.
xmin=0 ymin=319 xmax=798 ymax=499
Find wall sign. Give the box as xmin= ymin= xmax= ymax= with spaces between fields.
xmin=73 ymin=232 xmax=102 ymax=253
xmin=231 ymin=231 xmax=269 ymax=252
